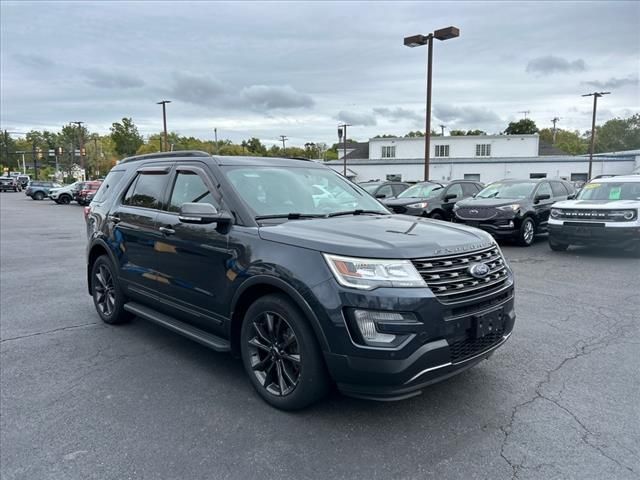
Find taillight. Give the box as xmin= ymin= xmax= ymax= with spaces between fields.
xmin=83 ymin=206 xmax=91 ymax=221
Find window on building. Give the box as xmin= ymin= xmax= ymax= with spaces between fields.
xmin=381 ymin=146 xmax=396 ymax=158
xmin=475 ymin=144 xmax=491 ymax=157
xmin=529 ymin=173 xmax=547 ymax=179
xmin=435 ymin=145 xmax=450 ymax=157
xmin=571 ymin=173 xmax=588 ymax=182
xmin=464 ymin=173 xmax=481 ymax=181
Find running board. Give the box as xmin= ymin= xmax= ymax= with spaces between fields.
xmin=124 ymin=302 xmax=231 ymax=352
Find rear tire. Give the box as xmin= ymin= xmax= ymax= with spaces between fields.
xmin=240 ymin=294 xmax=329 ymax=410
xmin=59 ymin=194 xmax=71 ymax=205
xmin=549 ymin=238 xmax=569 ymax=251
xmin=33 ymin=191 xmax=44 ymax=201
xmin=517 ymin=218 xmax=536 ymax=246
xmin=91 ymin=255 xmax=132 ymax=325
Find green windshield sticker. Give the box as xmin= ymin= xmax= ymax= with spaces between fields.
xmin=609 ymin=186 xmax=621 ymax=200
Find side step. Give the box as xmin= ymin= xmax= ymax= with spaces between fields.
xmin=124 ymin=302 xmax=231 ymax=352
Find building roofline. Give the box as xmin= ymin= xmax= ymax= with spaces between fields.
xmin=324 ymin=155 xmax=633 ymax=166
xmin=368 ymin=134 xmax=540 ymax=142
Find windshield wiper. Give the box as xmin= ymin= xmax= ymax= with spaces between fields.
xmin=326 ymin=209 xmax=388 ymax=218
xmin=255 ymin=213 xmax=325 ymax=220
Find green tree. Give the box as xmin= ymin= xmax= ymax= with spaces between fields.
xmin=595 ymin=114 xmax=640 ymax=153
xmin=539 ymin=128 xmax=588 ymax=155
xmin=404 ymin=130 xmax=425 ymax=137
xmin=0 ymin=131 xmax=17 ymax=167
xmin=110 ymin=117 xmax=143 ymax=156
xmin=245 ymin=137 xmax=266 ymax=155
xmin=504 ymin=119 xmax=539 ymax=135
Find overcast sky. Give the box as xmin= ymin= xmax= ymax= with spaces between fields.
xmin=1 ymin=1 xmax=639 ymax=147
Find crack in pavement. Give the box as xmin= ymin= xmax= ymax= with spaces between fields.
xmin=0 ymin=322 xmax=100 ymax=344
xmin=499 ymin=310 xmax=638 ymax=479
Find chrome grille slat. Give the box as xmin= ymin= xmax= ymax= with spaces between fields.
xmin=412 ymin=246 xmax=509 ymax=304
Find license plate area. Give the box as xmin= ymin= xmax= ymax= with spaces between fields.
xmin=472 ymin=308 xmax=504 ymax=339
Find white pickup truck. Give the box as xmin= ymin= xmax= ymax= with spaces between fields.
xmin=548 ymin=175 xmax=640 ymax=255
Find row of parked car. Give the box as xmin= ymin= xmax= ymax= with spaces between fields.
xmin=359 ymin=176 xmax=640 ymax=253
xmin=0 ymin=177 xmax=103 ymax=205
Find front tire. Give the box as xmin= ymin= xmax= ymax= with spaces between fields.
xmin=549 ymin=238 xmax=569 ymax=251
xmin=429 ymin=212 xmax=444 ymax=220
xmin=517 ymin=218 xmax=536 ymax=246
xmin=240 ymin=294 xmax=329 ymax=410
xmin=59 ymin=194 xmax=71 ymax=205
xmin=33 ymin=191 xmax=44 ymax=201
xmin=91 ymin=255 xmax=132 ymax=325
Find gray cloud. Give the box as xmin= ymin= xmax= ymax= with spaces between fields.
xmin=170 ymin=72 xmax=227 ymax=105
xmin=83 ymin=68 xmax=145 ymax=89
xmin=582 ymin=74 xmax=639 ymax=89
xmin=13 ymin=53 xmax=55 ymax=69
xmin=240 ymin=85 xmax=314 ymax=109
xmin=373 ymin=107 xmax=422 ymax=123
xmin=526 ymin=55 xmax=587 ymax=75
xmin=433 ymin=105 xmax=502 ymax=126
xmin=336 ymin=111 xmax=377 ymax=126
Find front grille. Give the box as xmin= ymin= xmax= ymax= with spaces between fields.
xmin=391 ymin=206 xmax=407 ymax=214
xmin=455 ymin=207 xmax=498 ymax=221
xmin=412 ymin=245 xmax=509 ymax=304
xmin=556 ymin=209 xmax=636 ymax=222
xmin=449 ymin=328 xmax=505 ymax=363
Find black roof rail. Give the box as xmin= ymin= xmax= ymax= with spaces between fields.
xmin=119 ymin=150 xmax=211 ymax=164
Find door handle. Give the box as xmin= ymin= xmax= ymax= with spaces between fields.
xmin=108 ymin=215 xmax=121 ymax=224
xmin=159 ymin=226 xmax=175 ymax=235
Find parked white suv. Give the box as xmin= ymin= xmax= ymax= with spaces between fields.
xmin=49 ymin=181 xmax=82 ymax=205
xmin=548 ymin=175 xmax=640 ymax=254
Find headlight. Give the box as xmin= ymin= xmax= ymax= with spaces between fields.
xmin=453 ymin=203 xmax=460 ymax=210
xmin=407 ymin=202 xmax=428 ymax=209
xmin=609 ymin=210 xmax=637 ymax=221
xmin=550 ymin=208 xmax=562 ymax=218
xmin=323 ymin=254 xmax=427 ymax=290
xmin=497 ymin=204 xmax=520 ymax=212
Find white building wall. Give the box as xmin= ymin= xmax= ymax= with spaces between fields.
xmin=328 ymin=159 xmax=634 ymax=184
xmin=369 ymin=135 xmax=539 ymax=160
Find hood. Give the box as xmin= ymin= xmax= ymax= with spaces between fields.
xmin=553 ymin=199 xmax=640 ymax=209
xmin=258 ymin=214 xmax=493 ymax=259
xmin=457 ymin=197 xmax=526 ymax=208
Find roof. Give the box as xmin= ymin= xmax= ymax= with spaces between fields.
xmin=344 ymin=142 xmax=369 ymax=160
xmin=326 ymin=155 xmax=634 ymax=166
xmin=118 ymin=151 xmax=320 ymax=168
xmin=595 ymin=175 xmax=640 ymax=183
xmin=538 ymin=141 xmax=567 ymax=156
xmin=368 ymin=134 xmax=540 ymax=142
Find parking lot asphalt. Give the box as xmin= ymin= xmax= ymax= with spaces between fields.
xmin=1 ymin=191 xmax=639 ymax=480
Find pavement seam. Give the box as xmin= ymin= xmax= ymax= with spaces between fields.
xmin=0 ymin=322 xmax=99 ymax=344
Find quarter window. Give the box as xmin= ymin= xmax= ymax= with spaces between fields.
xmin=122 ymin=172 xmax=169 ymax=209
xmin=475 ymin=144 xmax=491 ymax=157
xmin=381 ymin=146 xmax=396 ymax=158
xmin=435 ymin=145 xmax=450 ymax=157
xmin=168 ymin=171 xmax=217 ymax=212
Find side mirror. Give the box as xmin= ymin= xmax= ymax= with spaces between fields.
xmin=534 ymin=194 xmax=551 ymax=203
xmin=444 ymin=193 xmax=457 ymax=202
xmin=375 ymin=193 xmax=387 ymax=199
xmin=179 ymin=202 xmax=232 ymax=225
xmin=567 ymin=194 xmax=576 ymax=200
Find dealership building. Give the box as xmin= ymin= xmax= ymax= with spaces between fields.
xmin=325 ymin=134 xmax=640 ymax=183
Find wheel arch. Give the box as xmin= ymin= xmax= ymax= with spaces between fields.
xmin=87 ymin=239 xmax=119 ymax=295
xmin=229 ymin=276 xmax=330 ymax=357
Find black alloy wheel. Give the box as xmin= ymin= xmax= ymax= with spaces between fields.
xmin=240 ymin=294 xmax=329 ymax=410
xmin=91 ymin=255 xmax=132 ymax=324
xmin=59 ymin=194 xmax=71 ymax=204
xmin=247 ymin=312 xmax=301 ymax=397
xmin=518 ymin=218 xmax=536 ymax=246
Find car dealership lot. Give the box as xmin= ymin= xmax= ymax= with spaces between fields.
xmin=1 ymin=192 xmax=638 ymax=480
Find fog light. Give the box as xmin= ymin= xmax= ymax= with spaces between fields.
xmin=354 ymin=310 xmax=399 ymax=344
xmin=350 ymin=310 xmax=419 ymax=348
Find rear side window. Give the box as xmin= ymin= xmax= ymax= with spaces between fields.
xmin=93 ymin=170 xmax=125 ymax=203
xmin=550 ymin=181 xmax=567 ymax=197
xmin=122 ymin=172 xmax=169 ymax=209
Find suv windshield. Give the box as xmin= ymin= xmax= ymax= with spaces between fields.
xmin=577 ymin=181 xmax=640 ymax=201
xmin=477 ymin=181 xmax=537 ymax=199
xmin=226 ymin=166 xmax=387 ymax=217
xmin=398 ymin=183 xmax=443 ymax=199
xmin=360 ymin=183 xmax=381 ymax=193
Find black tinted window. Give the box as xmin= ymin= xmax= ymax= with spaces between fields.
xmin=446 ymin=183 xmax=463 ymax=199
xmin=461 ymin=183 xmax=479 ymax=197
xmin=123 ymin=173 xmax=168 ymax=209
xmin=93 ymin=170 xmax=125 ymax=203
xmin=168 ymin=171 xmax=217 ymax=212
xmin=536 ymin=182 xmax=553 ymax=198
xmin=550 ymin=181 xmax=566 ymax=197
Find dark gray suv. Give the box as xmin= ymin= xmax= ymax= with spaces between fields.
xmin=85 ymin=151 xmax=515 ymax=410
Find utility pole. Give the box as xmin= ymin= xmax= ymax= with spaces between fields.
xmin=214 ymin=128 xmax=218 ymax=154
xmin=551 ymin=117 xmax=560 ymax=144
xmin=279 ymin=135 xmax=288 ymax=156
xmin=518 ymin=110 xmax=530 ymax=119
xmin=338 ymin=123 xmax=351 ymax=176
xmin=157 ymin=100 xmax=171 ymax=152
xmin=32 ymin=142 xmax=37 ymax=180
xmin=439 ymin=124 xmax=446 ymax=136
xmin=582 ymin=91 xmax=610 ymax=180
xmin=72 ymin=121 xmax=85 ymax=172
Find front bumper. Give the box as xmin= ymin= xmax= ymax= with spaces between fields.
xmin=310 ymin=277 xmax=516 ymax=401
xmin=549 ymin=223 xmax=640 ymax=248
xmin=456 ymin=218 xmax=520 ymax=239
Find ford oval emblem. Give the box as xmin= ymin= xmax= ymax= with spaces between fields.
xmin=469 ymin=209 xmax=478 ymax=214
xmin=469 ymin=263 xmax=490 ymax=279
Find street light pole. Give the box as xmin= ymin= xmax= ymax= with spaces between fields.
xmin=338 ymin=123 xmax=351 ymax=176
xmin=72 ymin=121 xmax=85 ymax=173
xmin=214 ymin=128 xmax=218 ymax=154
xmin=279 ymin=135 xmax=288 ymax=156
xmin=404 ymin=26 xmax=460 ymax=181
xmin=582 ymin=91 xmax=610 ymax=180
xmin=157 ymin=100 xmax=171 ymax=152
